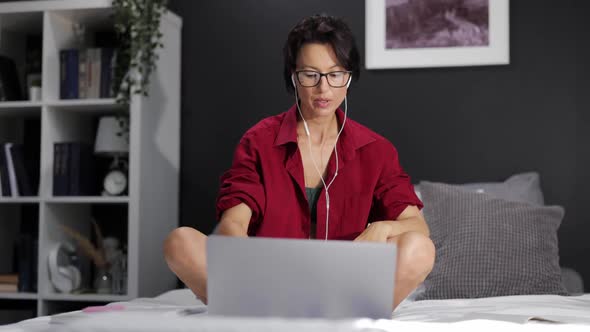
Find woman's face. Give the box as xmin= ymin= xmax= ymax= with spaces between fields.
xmin=294 ymin=43 xmax=349 ymax=119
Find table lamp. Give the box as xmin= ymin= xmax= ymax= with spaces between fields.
xmin=94 ymin=116 xmax=129 ymax=196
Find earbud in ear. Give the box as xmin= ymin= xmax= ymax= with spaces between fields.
xmin=291 ymin=74 xmax=296 ymax=88
xmin=346 ymin=74 xmax=352 ymax=88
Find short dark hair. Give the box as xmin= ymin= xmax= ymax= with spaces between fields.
xmin=283 ymin=14 xmax=360 ymax=94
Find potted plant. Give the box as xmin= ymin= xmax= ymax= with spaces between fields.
xmin=29 ymin=77 xmax=42 ymax=101
xmin=112 ymin=0 xmax=168 ymax=105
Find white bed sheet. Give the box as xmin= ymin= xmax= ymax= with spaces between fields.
xmin=1 ymin=289 xmax=589 ymax=332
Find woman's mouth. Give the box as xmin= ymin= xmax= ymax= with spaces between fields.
xmin=313 ymin=99 xmax=330 ymax=108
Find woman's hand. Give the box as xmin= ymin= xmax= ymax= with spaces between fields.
xmin=353 ymin=221 xmax=394 ymax=243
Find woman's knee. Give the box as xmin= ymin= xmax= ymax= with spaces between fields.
xmin=396 ymin=231 xmax=435 ymax=279
xmin=163 ymin=226 xmax=206 ymax=265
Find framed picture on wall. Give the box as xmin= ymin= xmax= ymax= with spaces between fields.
xmin=365 ymin=0 xmax=510 ymax=69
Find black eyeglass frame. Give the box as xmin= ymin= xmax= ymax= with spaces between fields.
xmin=294 ymin=70 xmax=353 ymax=88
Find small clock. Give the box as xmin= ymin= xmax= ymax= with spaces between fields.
xmin=102 ymin=169 xmax=127 ymax=196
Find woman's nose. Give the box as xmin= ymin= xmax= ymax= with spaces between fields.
xmin=316 ymin=75 xmax=330 ymax=91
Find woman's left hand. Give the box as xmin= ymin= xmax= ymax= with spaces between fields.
xmin=353 ymin=221 xmax=393 ymax=243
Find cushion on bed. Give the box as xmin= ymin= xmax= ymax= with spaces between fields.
xmin=414 ymin=172 xmax=544 ymax=206
xmin=416 ymin=181 xmax=568 ymax=300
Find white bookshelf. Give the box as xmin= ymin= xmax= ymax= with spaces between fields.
xmin=0 ymin=0 xmax=181 ymax=319
xmin=0 ymin=292 xmax=38 ymax=300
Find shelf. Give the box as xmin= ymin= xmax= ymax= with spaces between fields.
xmin=0 ymin=0 xmax=181 ymax=318
xmin=0 ymin=101 xmax=43 ymax=116
xmin=43 ymin=293 xmax=130 ymax=302
xmin=0 ymin=292 xmax=38 ymax=300
xmin=0 ymin=197 xmax=129 ymax=204
xmin=45 ymin=99 xmax=126 ymax=113
xmin=0 ymin=197 xmax=42 ymax=204
xmin=0 ymin=0 xmax=112 ymax=13
xmin=45 ymin=196 xmax=129 ymax=204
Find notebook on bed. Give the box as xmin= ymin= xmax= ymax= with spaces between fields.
xmin=206 ymin=235 xmax=397 ymax=319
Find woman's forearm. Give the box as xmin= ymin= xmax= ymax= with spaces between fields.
xmin=383 ymin=216 xmax=430 ymax=238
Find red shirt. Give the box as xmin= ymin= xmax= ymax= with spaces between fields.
xmin=216 ymin=105 xmax=422 ymax=240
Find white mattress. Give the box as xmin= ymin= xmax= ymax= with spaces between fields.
xmin=2 ymin=289 xmax=590 ymax=332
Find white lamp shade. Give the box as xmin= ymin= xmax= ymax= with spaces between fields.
xmin=94 ymin=116 xmax=129 ymax=156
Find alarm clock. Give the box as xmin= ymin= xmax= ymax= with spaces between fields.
xmin=102 ymin=169 xmax=127 ymax=196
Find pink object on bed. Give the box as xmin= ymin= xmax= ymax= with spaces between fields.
xmin=82 ymin=304 xmax=126 ymax=313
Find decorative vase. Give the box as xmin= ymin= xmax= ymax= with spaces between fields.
xmin=94 ymin=268 xmax=112 ymax=294
xmin=29 ymin=86 xmax=41 ymax=101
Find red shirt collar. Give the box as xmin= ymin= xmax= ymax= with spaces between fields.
xmin=274 ymin=104 xmax=376 ymax=159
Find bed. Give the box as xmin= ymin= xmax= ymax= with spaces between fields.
xmin=3 ymin=172 xmax=588 ymax=331
xmin=2 ymin=289 xmax=590 ymax=332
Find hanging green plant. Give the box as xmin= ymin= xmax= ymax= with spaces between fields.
xmin=112 ymin=0 xmax=168 ymax=105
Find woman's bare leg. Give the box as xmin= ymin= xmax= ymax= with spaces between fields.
xmin=163 ymin=227 xmax=434 ymax=309
xmin=387 ymin=231 xmax=435 ymax=309
xmin=163 ymin=227 xmax=209 ymax=303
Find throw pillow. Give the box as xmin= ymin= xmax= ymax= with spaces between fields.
xmin=414 ymin=172 xmax=544 ymax=206
xmin=416 ymin=181 xmax=568 ymax=300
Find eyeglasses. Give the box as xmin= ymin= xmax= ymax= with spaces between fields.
xmin=295 ymin=70 xmax=352 ymax=88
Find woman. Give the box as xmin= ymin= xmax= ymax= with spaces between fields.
xmin=164 ymin=14 xmax=435 ymax=309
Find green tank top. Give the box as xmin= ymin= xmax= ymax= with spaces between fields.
xmin=305 ymin=187 xmax=322 ymax=239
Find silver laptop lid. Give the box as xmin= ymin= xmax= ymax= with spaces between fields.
xmin=207 ymin=236 xmax=396 ymax=319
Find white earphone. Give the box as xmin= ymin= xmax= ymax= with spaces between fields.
xmin=292 ymin=72 xmax=350 ymax=240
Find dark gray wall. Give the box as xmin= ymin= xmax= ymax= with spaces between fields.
xmin=171 ymin=1 xmax=590 ymax=289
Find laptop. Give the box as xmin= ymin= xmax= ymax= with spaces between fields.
xmin=206 ymin=235 xmax=396 ymax=319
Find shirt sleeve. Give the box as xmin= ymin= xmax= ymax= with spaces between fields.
xmin=215 ymin=135 xmax=266 ymax=224
xmin=372 ymin=140 xmax=423 ymax=221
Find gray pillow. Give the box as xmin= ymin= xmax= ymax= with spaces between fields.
xmin=415 ymin=172 xmax=545 ymax=206
xmin=417 ymin=181 xmax=568 ymax=300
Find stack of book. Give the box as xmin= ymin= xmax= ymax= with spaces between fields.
xmin=0 ymin=142 xmax=35 ymax=197
xmin=0 ymin=273 xmax=18 ymax=293
xmin=60 ymin=48 xmax=116 ymax=99
xmin=53 ymin=142 xmax=96 ymax=196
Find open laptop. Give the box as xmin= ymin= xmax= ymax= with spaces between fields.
xmin=206 ymin=235 xmax=396 ymax=319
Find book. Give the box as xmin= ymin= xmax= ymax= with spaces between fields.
xmin=53 ymin=143 xmax=70 ymax=196
xmin=0 ymin=283 xmax=18 ymax=292
xmin=0 ymin=143 xmax=11 ymax=196
xmin=100 ymin=48 xmax=115 ymax=98
xmin=79 ymin=49 xmax=88 ymax=99
xmin=69 ymin=142 xmax=96 ymax=196
xmin=88 ymin=48 xmax=101 ymax=99
xmin=0 ymin=274 xmax=18 ymax=284
xmin=17 ymin=233 xmax=37 ymax=292
xmin=4 ymin=143 xmax=19 ymax=197
xmin=10 ymin=144 xmax=33 ymax=196
xmin=60 ymin=49 xmax=79 ymax=99
xmin=16 ymin=233 xmax=34 ymax=292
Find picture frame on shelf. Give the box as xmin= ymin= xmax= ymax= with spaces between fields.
xmin=365 ymin=0 xmax=510 ymax=69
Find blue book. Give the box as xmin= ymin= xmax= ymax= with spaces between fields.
xmin=53 ymin=143 xmax=70 ymax=196
xmin=60 ymin=49 xmax=79 ymax=99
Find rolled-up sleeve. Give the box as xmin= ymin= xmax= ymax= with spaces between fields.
xmin=216 ymin=135 xmax=265 ymax=224
xmin=372 ymin=141 xmax=423 ymax=221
